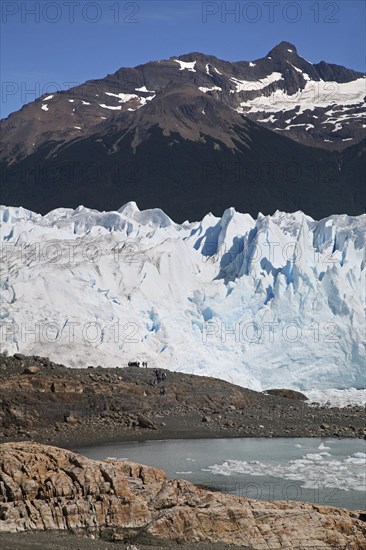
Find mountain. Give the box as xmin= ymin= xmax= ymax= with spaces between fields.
xmin=1 ymin=42 xmax=365 ymax=221
xmin=1 ymin=203 xmax=364 ymax=394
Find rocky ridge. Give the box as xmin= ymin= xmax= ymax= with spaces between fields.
xmin=0 ymin=355 xmax=365 ymax=446
xmin=1 ymin=42 xmax=365 ymax=221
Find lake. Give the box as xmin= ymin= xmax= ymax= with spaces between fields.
xmin=75 ymin=437 xmax=366 ymax=510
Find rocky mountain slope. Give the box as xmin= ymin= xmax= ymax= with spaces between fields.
xmin=1 ymin=42 xmax=365 ymax=220
xmin=1 ymin=442 xmax=365 ymax=548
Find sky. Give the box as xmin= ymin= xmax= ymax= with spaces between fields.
xmin=1 ymin=0 xmax=365 ymax=117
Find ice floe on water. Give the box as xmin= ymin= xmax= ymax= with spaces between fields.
xmin=206 ymin=449 xmax=366 ymax=492
xmin=318 ymin=442 xmax=331 ymax=450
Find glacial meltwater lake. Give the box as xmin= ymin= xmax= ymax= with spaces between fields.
xmin=75 ymin=438 xmax=366 ymax=510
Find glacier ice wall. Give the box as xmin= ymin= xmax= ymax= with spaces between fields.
xmin=0 ymin=203 xmax=365 ymax=391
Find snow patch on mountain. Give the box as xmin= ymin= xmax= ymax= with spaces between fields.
xmin=199 ymin=86 xmax=222 ymax=93
xmin=135 ymin=86 xmax=155 ymax=93
xmin=230 ymin=72 xmax=284 ymax=93
xmin=99 ymin=104 xmax=122 ymax=111
xmin=0 ymin=205 xmax=365 ymax=398
xmin=240 ymin=77 xmax=366 ymax=115
xmin=174 ymin=59 xmax=197 ymax=72
xmin=105 ymin=92 xmax=139 ymax=103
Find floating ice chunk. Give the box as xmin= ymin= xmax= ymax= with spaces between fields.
xmin=44 ymin=95 xmax=54 ymax=101
xmin=207 ymin=449 xmax=366 ymax=492
xmin=41 ymin=104 xmax=49 ymax=111
xmin=318 ymin=442 xmax=331 ymax=450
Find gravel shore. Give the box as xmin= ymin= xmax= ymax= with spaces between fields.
xmin=0 ymin=354 xmax=365 ymax=448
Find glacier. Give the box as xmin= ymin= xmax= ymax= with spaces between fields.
xmin=0 ymin=203 xmax=365 ymax=397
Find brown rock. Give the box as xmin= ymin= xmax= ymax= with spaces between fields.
xmin=137 ymin=414 xmax=157 ymax=430
xmin=0 ymin=442 xmax=365 ymax=548
xmin=22 ymin=366 xmax=40 ymax=375
xmin=265 ymin=388 xmax=308 ymax=401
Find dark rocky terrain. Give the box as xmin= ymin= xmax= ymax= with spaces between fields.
xmin=0 ymin=354 xmax=364 ymax=447
xmin=1 ymin=42 xmax=365 ymax=221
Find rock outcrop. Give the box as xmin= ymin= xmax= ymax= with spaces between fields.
xmin=265 ymin=389 xmax=308 ymax=401
xmin=0 ymin=442 xmax=365 ymax=548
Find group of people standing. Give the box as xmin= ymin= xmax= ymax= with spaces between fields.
xmin=128 ymin=361 xmax=148 ymax=368
xmin=154 ymin=368 xmax=167 ymax=395
xmin=127 ymin=361 xmax=167 ymax=396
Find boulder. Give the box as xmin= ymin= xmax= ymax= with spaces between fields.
xmin=22 ymin=366 xmax=40 ymax=375
xmin=137 ymin=414 xmax=157 ymax=430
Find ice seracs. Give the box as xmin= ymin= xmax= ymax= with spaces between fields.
xmin=1 ymin=204 xmax=364 ymax=402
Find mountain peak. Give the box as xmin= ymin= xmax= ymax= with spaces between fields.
xmin=267 ymin=41 xmax=298 ymax=57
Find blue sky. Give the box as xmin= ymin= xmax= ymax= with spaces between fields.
xmin=1 ymin=0 xmax=365 ymax=117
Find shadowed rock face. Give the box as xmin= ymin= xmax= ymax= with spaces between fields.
xmin=0 ymin=442 xmax=365 ymax=548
